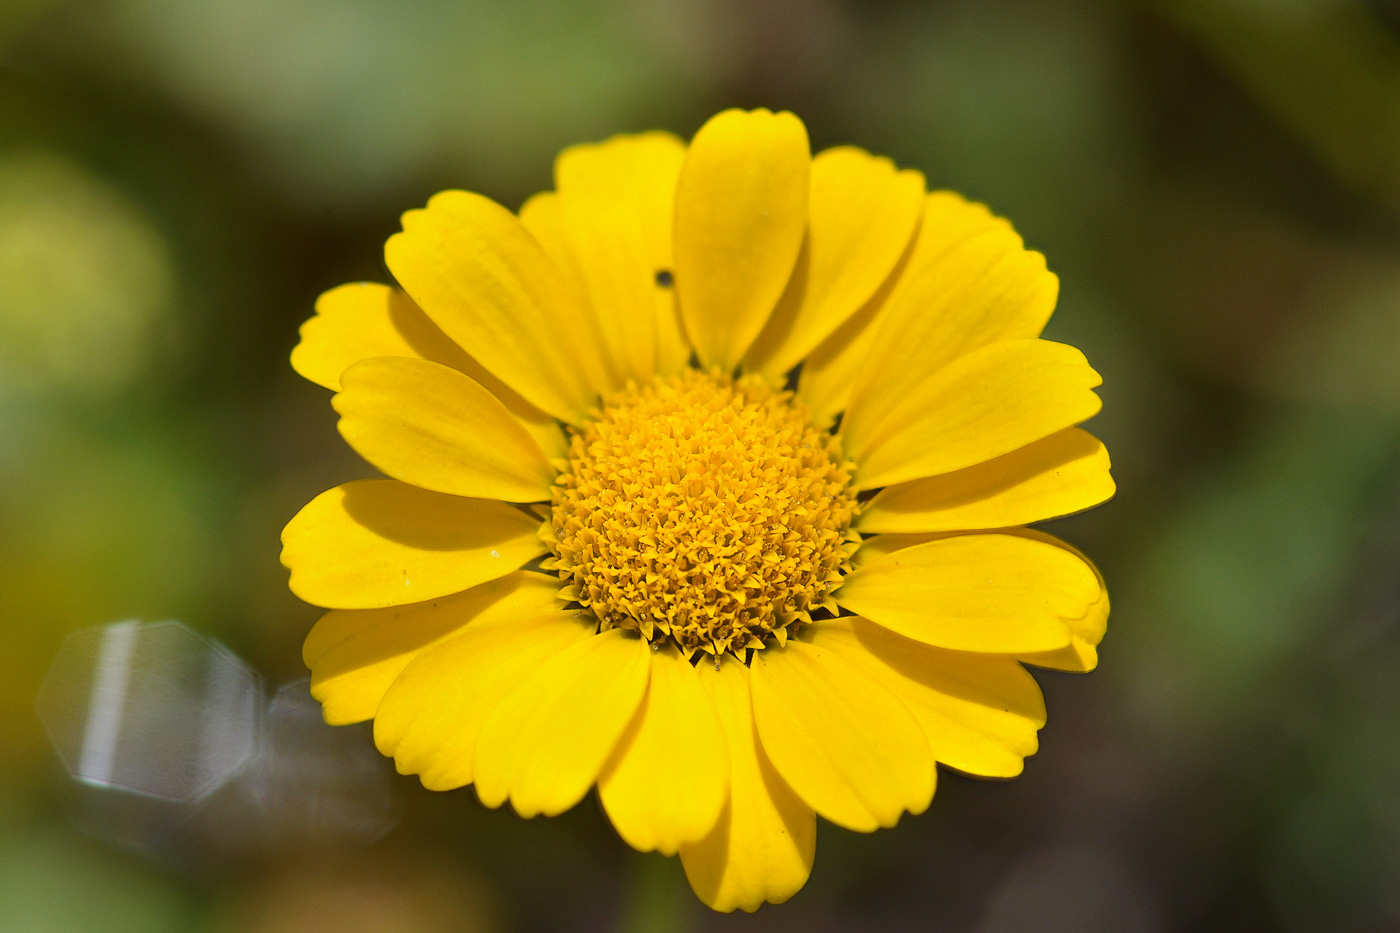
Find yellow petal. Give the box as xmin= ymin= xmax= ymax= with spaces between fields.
xmin=835 ymin=533 xmax=1098 ymax=653
xmin=280 ymin=480 xmax=545 ymax=609
xmin=555 ymin=132 xmax=690 ymax=380
xmin=744 ymin=147 xmax=925 ymax=379
xmin=291 ymin=282 xmax=566 ymax=459
xmin=598 ymin=644 xmax=729 ymax=855
xmin=851 ymin=529 xmax=1109 ymax=669
xmin=304 ymin=571 xmax=561 ymax=726
xmin=1010 ymin=529 xmax=1109 ymax=672
xmin=373 ymin=609 xmax=595 ymax=790
xmin=807 ymin=618 xmax=1045 ymax=778
xmin=679 ymin=659 xmax=815 ymax=913
xmin=842 ymin=194 xmax=1054 ymax=443
xmin=673 ymin=109 xmax=809 ymax=370
xmin=333 ymin=357 xmax=554 ymax=502
xmin=798 ymin=192 xmax=1017 ymax=425
xmin=749 ymin=640 xmax=934 ymax=833
xmin=848 ymin=339 xmax=1103 ymax=490
xmin=290 ymin=282 xmax=475 ymax=391
xmin=857 ymin=428 xmax=1115 ymax=533
xmin=385 ymin=189 xmax=614 ymax=423
xmin=517 ymin=192 xmax=588 ymax=298
xmin=795 ymin=273 xmax=892 ymax=427
xmin=1020 ymin=637 xmax=1099 ymax=673
xmin=473 ymin=628 xmax=651 ymax=817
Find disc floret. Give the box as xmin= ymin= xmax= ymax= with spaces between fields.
xmin=544 ymin=369 xmax=859 ymax=657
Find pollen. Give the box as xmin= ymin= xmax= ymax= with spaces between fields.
xmin=543 ymin=369 xmax=860 ymax=657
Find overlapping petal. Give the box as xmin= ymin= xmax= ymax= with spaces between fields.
xmin=674 ymin=108 xmax=809 ymax=370
xmin=806 ymin=618 xmax=1045 ymax=778
xmin=280 ymin=480 xmax=545 ymax=609
xmin=857 ymin=428 xmax=1115 ymax=533
xmin=373 ymin=609 xmax=596 ymax=790
xmin=291 ymin=282 xmax=475 ymax=391
xmin=1013 ymin=530 xmax=1110 ymax=673
xmin=744 ymin=147 xmax=925 ymax=379
xmin=473 ymin=628 xmax=651 ymax=817
xmin=841 ymin=194 xmax=1055 ymax=443
xmin=798 ymin=192 xmax=1021 ymax=425
xmin=599 ymin=644 xmax=729 ymax=855
xmin=385 ymin=189 xmax=614 ymax=423
xmin=835 ymin=533 xmax=1098 ymax=653
xmin=552 ymin=131 xmax=690 ymax=381
xmin=333 ymin=357 xmax=554 ymax=502
xmin=680 ymin=660 xmax=815 ymax=913
xmin=848 ymin=339 xmax=1103 ymax=490
xmin=750 ymin=640 xmax=934 ymax=832
xmin=290 ymin=283 xmax=565 ymax=457
xmin=304 ymin=571 xmax=561 ymax=725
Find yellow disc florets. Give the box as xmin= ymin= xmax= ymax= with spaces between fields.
xmin=543 ymin=369 xmax=859 ymax=657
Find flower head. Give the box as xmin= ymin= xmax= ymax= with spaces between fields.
xmin=282 ymin=108 xmax=1113 ymax=912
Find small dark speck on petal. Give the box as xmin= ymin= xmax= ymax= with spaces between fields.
xmin=655 ymin=269 xmax=674 ymax=288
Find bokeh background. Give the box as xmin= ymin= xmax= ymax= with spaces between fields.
xmin=4 ymin=0 xmax=1400 ymax=929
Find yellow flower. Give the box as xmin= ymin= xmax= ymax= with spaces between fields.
xmin=281 ymin=108 xmax=1113 ymax=912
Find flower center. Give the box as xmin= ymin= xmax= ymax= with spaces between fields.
xmin=544 ymin=369 xmax=859 ymax=657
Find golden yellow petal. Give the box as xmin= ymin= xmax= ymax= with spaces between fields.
xmin=473 ymin=629 xmax=651 ymax=817
xmin=373 ymin=609 xmax=595 ymax=790
xmin=673 ymin=109 xmax=809 ymax=369
xmin=835 ymin=533 xmax=1096 ymax=653
xmin=385 ymin=189 xmax=615 ymax=423
xmin=555 ymin=131 xmax=690 ymax=380
xmin=842 ymin=193 xmax=1054 ymax=438
xmin=744 ymin=146 xmax=924 ymax=379
xmin=304 ymin=571 xmax=561 ymax=725
xmin=848 ymin=339 xmax=1103 ymax=490
xmin=679 ymin=659 xmax=815 ymax=913
xmin=807 ymin=618 xmax=1045 ymax=778
xmin=333 ymin=357 xmax=554 ymax=502
xmin=798 ymin=191 xmax=1017 ymax=425
xmin=857 ymin=428 xmax=1115 ymax=533
xmin=750 ymin=640 xmax=935 ymax=833
xmin=280 ymin=480 xmax=544 ymax=609
xmin=290 ymin=282 xmax=475 ymax=391
xmin=598 ymin=644 xmax=729 ymax=855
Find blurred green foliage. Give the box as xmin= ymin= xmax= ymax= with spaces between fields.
xmin=3 ymin=0 xmax=1400 ymax=930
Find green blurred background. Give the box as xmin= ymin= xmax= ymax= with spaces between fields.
xmin=4 ymin=0 xmax=1400 ymax=929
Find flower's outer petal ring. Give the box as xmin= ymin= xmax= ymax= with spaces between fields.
xmin=857 ymin=428 xmax=1115 ymax=533
xmin=841 ymin=195 xmax=1055 ymax=445
xmin=849 ymin=339 xmax=1103 ymax=491
xmin=304 ymin=571 xmax=561 ymax=726
xmin=836 ymin=533 xmax=1096 ymax=653
xmin=674 ymin=108 xmax=810 ymax=370
xmin=554 ymin=131 xmax=690 ymax=381
xmin=744 ymin=147 xmax=925 ymax=380
xmin=473 ymin=628 xmax=651 ymax=818
xmin=373 ymin=609 xmax=596 ymax=790
xmin=599 ymin=644 xmax=729 ymax=855
xmin=798 ymin=192 xmax=1015 ymax=425
xmin=750 ymin=640 xmax=934 ymax=833
xmin=280 ymin=480 xmax=545 ymax=610
xmin=334 ymin=357 xmax=554 ymax=503
xmin=386 ymin=189 xmax=615 ymax=424
xmin=806 ymin=618 xmax=1046 ymax=778
xmin=680 ymin=659 xmax=815 ymax=913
